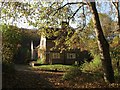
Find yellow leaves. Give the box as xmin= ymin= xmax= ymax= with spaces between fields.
xmin=55 ymin=82 xmax=60 ymax=86
xmin=1 ymin=8 xmax=7 ymax=14
xmin=111 ymin=36 xmax=119 ymax=47
xmin=108 ymin=83 xmax=120 ymax=88
xmin=54 ymin=31 xmax=60 ymax=36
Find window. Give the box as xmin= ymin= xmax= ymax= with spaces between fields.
xmin=67 ymin=53 xmax=76 ymax=59
xmin=52 ymin=53 xmax=60 ymax=59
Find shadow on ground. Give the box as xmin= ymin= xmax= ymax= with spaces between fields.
xmin=2 ymin=64 xmax=120 ymax=89
xmin=2 ymin=70 xmax=54 ymax=89
xmin=2 ymin=64 xmax=54 ymax=89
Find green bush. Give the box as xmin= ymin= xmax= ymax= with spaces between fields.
xmin=114 ymin=68 xmax=119 ymax=77
xmin=1 ymin=24 xmax=21 ymax=73
xmin=110 ymin=36 xmax=120 ymax=61
xmin=112 ymin=59 xmax=120 ymax=82
xmin=62 ymin=67 xmax=81 ymax=80
xmin=81 ymin=54 xmax=102 ymax=72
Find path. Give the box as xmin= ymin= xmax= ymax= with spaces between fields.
xmin=14 ymin=64 xmax=32 ymax=71
xmin=3 ymin=64 xmax=65 ymax=88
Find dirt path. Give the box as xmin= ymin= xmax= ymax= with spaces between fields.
xmin=14 ymin=64 xmax=33 ymax=71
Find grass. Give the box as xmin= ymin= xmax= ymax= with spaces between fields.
xmin=33 ymin=57 xmax=120 ymax=83
xmin=62 ymin=67 xmax=82 ymax=80
xmin=33 ymin=64 xmax=75 ymax=71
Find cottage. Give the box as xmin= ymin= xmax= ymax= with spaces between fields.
xmin=37 ymin=21 xmax=81 ymax=64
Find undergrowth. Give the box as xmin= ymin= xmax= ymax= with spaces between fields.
xmin=81 ymin=54 xmax=102 ymax=72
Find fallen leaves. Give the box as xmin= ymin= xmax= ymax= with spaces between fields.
xmin=2 ymin=68 xmax=120 ymax=88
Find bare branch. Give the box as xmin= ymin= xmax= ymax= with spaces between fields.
xmin=53 ymin=2 xmax=86 ymax=16
xmin=69 ymin=5 xmax=83 ymax=20
xmin=112 ymin=2 xmax=118 ymax=12
xmin=112 ymin=1 xmax=120 ymax=32
xmin=49 ymin=2 xmax=56 ymax=8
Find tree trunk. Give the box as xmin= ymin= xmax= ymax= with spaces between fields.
xmin=118 ymin=1 xmax=120 ymax=32
xmin=89 ymin=2 xmax=115 ymax=83
xmin=117 ymin=0 xmax=120 ymax=75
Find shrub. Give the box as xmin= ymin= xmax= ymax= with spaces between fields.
xmin=62 ymin=67 xmax=82 ymax=80
xmin=77 ymin=50 xmax=94 ymax=65
xmin=112 ymin=59 xmax=120 ymax=83
xmin=110 ymin=36 xmax=120 ymax=61
xmin=1 ymin=24 xmax=21 ymax=73
xmin=81 ymin=54 xmax=102 ymax=72
xmin=114 ymin=68 xmax=120 ymax=83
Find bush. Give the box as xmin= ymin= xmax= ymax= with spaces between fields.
xmin=77 ymin=50 xmax=94 ymax=65
xmin=110 ymin=36 xmax=120 ymax=61
xmin=81 ymin=54 xmax=102 ymax=72
xmin=62 ymin=67 xmax=82 ymax=80
xmin=1 ymin=24 xmax=21 ymax=73
xmin=114 ymin=67 xmax=120 ymax=83
xmin=112 ymin=59 xmax=120 ymax=83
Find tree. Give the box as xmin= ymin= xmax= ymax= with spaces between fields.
xmin=1 ymin=24 xmax=22 ymax=73
xmin=112 ymin=1 xmax=120 ymax=32
xmin=89 ymin=13 xmax=116 ymax=39
xmin=112 ymin=1 xmax=120 ymax=76
xmin=87 ymin=2 xmax=115 ymax=83
xmin=86 ymin=13 xmax=118 ymax=56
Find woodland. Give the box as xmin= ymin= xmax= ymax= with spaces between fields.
xmin=1 ymin=1 xmax=120 ymax=89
